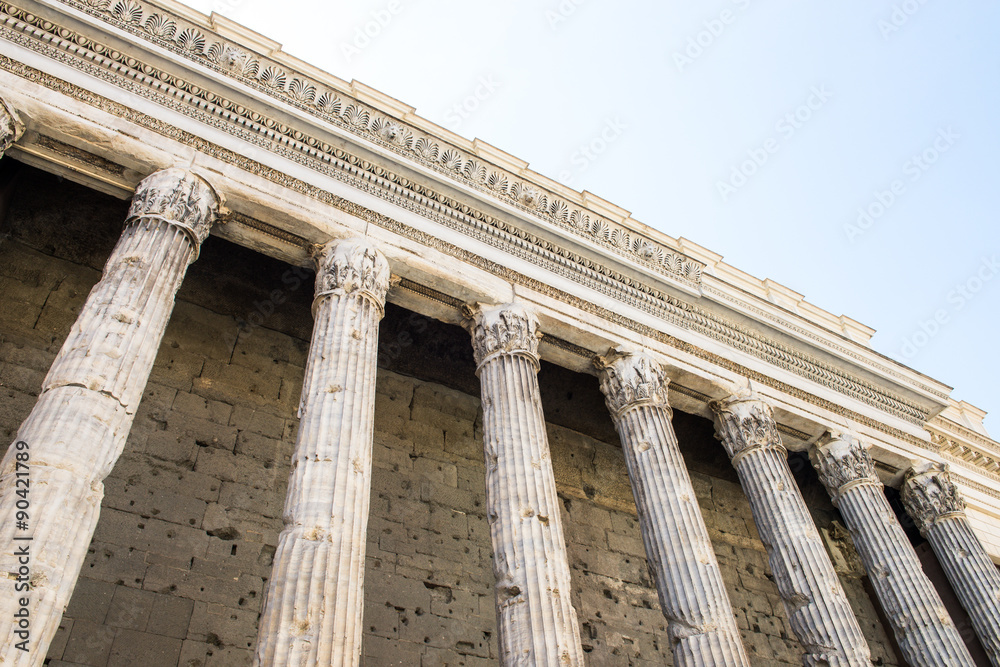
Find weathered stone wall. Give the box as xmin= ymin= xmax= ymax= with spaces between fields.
xmin=0 ymin=164 xmax=903 ymax=666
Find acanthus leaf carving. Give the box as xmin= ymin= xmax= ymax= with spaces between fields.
xmin=313 ymin=238 xmax=391 ymax=312
xmin=901 ymin=462 xmax=967 ymax=535
xmin=809 ymin=433 xmax=880 ymax=503
xmin=0 ymin=95 xmax=25 ymax=157
xmin=595 ymin=347 xmax=670 ymax=418
xmin=126 ymin=168 xmax=224 ymax=257
xmin=465 ymin=303 xmax=541 ymax=369
xmin=710 ymin=386 xmax=783 ymax=461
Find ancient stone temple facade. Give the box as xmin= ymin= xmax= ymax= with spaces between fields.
xmin=0 ymin=1 xmax=998 ymax=666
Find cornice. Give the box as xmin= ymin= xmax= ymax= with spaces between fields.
xmin=929 ymin=416 xmax=1000 ymax=456
xmin=931 ymin=432 xmax=1000 ymax=481
xmin=701 ymin=282 xmax=950 ymax=402
xmin=0 ymin=3 xmax=940 ymax=432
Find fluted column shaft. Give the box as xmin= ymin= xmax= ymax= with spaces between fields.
xmin=903 ymin=463 xmax=1000 ymax=667
xmin=468 ymin=303 xmax=584 ymax=666
xmin=811 ymin=435 xmax=974 ymax=666
xmin=254 ymin=239 xmax=390 ymax=667
xmin=710 ymin=391 xmax=871 ymax=666
xmin=596 ymin=348 xmax=749 ymax=666
xmin=0 ymin=169 xmax=222 ymax=665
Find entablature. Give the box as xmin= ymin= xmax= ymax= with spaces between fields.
xmin=2 ymin=0 xmax=997 ymax=535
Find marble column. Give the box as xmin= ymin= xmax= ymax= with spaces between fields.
xmin=254 ymin=239 xmax=390 ymax=666
xmin=596 ymin=347 xmax=749 ymax=667
xmin=710 ymin=389 xmax=871 ymax=667
xmin=0 ymin=168 xmax=223 ymax=664
xmin=0 ymin=96 xmax=25 ymax=157
xmin=902 ymin=462 xmax=1000 ymax=667
xmin=467 ymin=303 xmax=585 ymax=666
xmin=811 ymin=434 xmax=974 ymax=666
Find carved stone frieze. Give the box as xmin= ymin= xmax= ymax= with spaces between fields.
xmin=594 ymin=347 xmax=670 ymax=418
xmin=703 ymin=283 xmax=949 ymax=401
xmin=313 ymin=237 xmax=391 ymax=312
xmin=465 ymin=303 xmax=542 ymax=370
xmin=0 ymin=94 xmax=23 ymax=156
xmin=710 ymin=388 xmax=784 ymax=463
xmin=126 ymin=167 xmax=225 ymax=257
xmin=810 ymin=433 xmax=880 ymax=504
xmin=901 ymin=463 xmax=967 ymax=535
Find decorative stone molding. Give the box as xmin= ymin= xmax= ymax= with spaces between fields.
xmin=0 ymin=167 xmax=221 ymax=663
xmin=255 ymin=237 xmax=390 ymax=665
xmin=0 ymin=94 xmax=24 ymax=156
xmin=597 ymin=349 xmax=750 ymax=666
xmin=931 ymin=427 xmax=1000 ymax=481
xmin=901 ymin=462 xmax=966 ymax=535
xmin=126 ymin=167 xmax=225 ymax=256
xmin=810 ymin=432 xmax=880 ymax=504
xmin=0 ymin=5 xmax=937 ymax=431
xmin=465 ymin=302 xmax=542 ymax=370
xmin=313 ymin=237 xmax=391 ymax=312
xmin=594 ymin=346 xmax=670 ymax=418
xmin=709 ymin=388 xmax=784 ymax=465
xmin=811 ymin=436 xmax=976 ymax=667
xmin=711 ymin=389 xmax=872 ymax=666
xmin=703 ymin=283 xmax=949 ymax=401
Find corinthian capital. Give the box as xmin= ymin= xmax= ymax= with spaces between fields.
xmin=466 ymin=303 xmax=541 ymax=369
xmin=901 ymin=462 xmax=966 ymax=535
xmin=314 ymin=238 xmax=391 ymax=310
xmin=595 ymin=347 xmax=670 ymax=418
xmin=809 ymin=433 xmax=880 ymax=504
xmin=126 ymin=168 xmax=224 ymax=255
xmin=710 ymin=387 xmax=783 ymax=462
xmin=0 ymin=96 xmax=24 ymax=157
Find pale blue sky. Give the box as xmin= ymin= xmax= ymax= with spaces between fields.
xmin=180 ymin=0 xmax=1000 ymax=434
